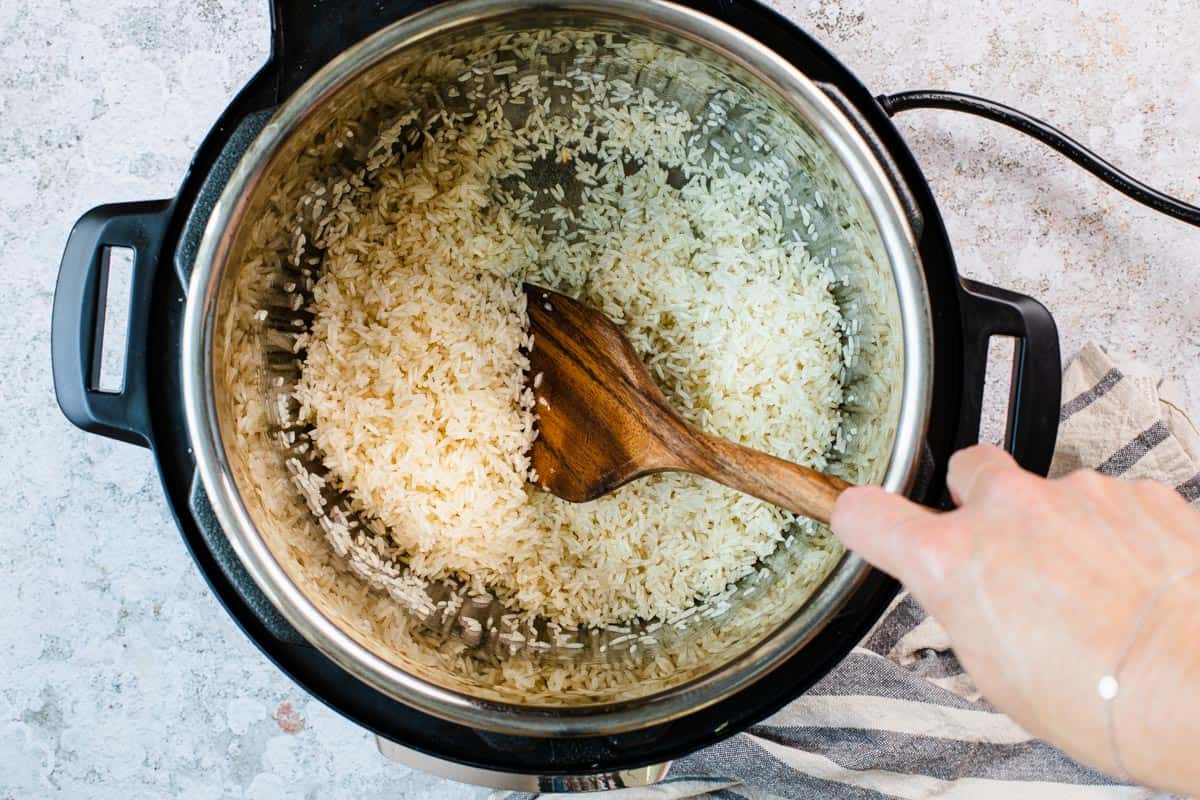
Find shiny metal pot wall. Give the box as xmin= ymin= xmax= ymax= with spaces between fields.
xmin=182 ymin=0 xmax=932 ymax=738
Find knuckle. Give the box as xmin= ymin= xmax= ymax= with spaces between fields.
xmin=912 ymin=521 xmax=972 ymax=599
xmin=974 ymin=463 xmax=1031 ymax=501
xmin=973 ymin=442 xmax=1007 ymax=458
xmin=1062 ymin=469 xmax=1105 ymax=493
xmin=949 ymin=443 xmax=1002 ymax=472
xmin=1132 ymin=478 xmax=1178 ymax=504
xmin=890 ymin=507 xmax=934 ymax=540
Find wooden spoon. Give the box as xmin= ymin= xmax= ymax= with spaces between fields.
xmin=523 ymin=283 xmax=852 ymax=525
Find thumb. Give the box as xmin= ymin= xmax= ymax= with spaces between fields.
xmin=830 ymin=486 xmax=942 ymax=588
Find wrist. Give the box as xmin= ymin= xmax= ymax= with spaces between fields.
xmin=1113 ymin=569 xmax=1200 ymax=795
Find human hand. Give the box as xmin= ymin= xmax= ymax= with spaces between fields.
xmin=831 ymin=444 xmax=1200 ymax=795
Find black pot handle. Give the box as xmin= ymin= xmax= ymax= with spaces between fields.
xmin=955 ymin=278 xmax=1062 ymax=477
xmin=52 ymin=200 xmax=173 ymax=448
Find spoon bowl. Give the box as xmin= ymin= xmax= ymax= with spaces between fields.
xmin=524 ymin=283 xmax=851 ymax=523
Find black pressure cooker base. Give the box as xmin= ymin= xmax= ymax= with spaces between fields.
xmin=154 ymin=106 xmax=904 ymax=770
xmin=102 ymin=0 xmax=1056 ymax=776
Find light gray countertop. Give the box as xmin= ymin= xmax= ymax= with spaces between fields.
xmin=2 ymin=0 xmax=1197 ymax=797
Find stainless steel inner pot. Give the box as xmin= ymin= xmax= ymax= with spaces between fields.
xmin=182 ymin=0 xmax=932 ymax=737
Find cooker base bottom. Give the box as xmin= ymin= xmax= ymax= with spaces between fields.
xmin=376 ymin=737 xmax=671 ymax=792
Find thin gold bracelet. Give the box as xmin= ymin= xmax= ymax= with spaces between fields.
xmin=1098 ymin=564 xmax=1200 ymax=781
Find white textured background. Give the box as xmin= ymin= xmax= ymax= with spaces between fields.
xmin=1 ymin=1 xmax=1197 ymax=797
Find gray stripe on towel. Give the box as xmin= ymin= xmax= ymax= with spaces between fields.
xmin=748 ymin=726 xmax=1118 ymax=785
xmin=1096 ymin=421 xmax=1170 ymax=477
xmin=861 ymin=595 xmax=926 ymax=656
xmin=672 ymin=736 xmax=892 ymax=800
xmin=1177 ymin=473 xmax=1200 ymax=502
xmin=904 ymin=648 xmax=965 ymax=680
xmin=806 ymin=652 xmax=992 ymax=712
xmin=1059 ymin=367 xmax=1123 ymax=421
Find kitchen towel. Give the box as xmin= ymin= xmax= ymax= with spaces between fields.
xmin=499 ymin=343 xmax=1197 ymax=800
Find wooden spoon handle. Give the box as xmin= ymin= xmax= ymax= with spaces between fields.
xmin=685 ymin=435 xmax=852 ymax=525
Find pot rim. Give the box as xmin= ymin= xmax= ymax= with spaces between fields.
xmin=181 ymin=0 xmax=932 ymax=737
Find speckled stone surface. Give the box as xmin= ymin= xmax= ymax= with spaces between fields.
xmin=2 ymin=1 xmax=1197 ymax=797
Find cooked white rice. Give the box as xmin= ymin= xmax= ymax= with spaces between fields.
xmin=217 ymin=26 xmax=904 ymax=703
xmin=292 ymin=47 xmax=845 ymax=627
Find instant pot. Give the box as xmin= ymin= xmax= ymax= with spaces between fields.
xmin=53 ymin=0 xmax=1196 ymax=791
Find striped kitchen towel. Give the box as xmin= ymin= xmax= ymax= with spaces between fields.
xmin=499 ymin=344 xmax=1195 ymax=800
xmin=1050 ymin=343 xmax=1200 ymax=496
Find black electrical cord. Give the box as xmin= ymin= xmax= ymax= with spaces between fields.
xmin=877 ymin=89 xmax=1200 ymax=229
